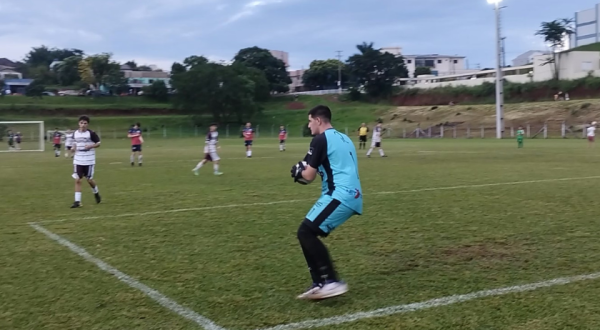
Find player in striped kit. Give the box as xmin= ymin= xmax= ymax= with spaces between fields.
xmin=52 ymin=128 xmax=64 ymax=157
xmin=366 ymin=122 xmax=387 ymax=158
xmin=192 ymin=123 xmax=223 ymax=176
xmin=70 ymin=115 xmax=102 ymax=208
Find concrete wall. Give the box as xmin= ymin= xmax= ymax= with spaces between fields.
xmin=575 ymin=4 xmax=600 ymax=47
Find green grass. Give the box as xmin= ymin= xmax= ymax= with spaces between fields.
xmin=3 ymin=136 xmax=600 ymax=329
xmin=0 ymin=95 xmax=391 ymax=137
xmin=567 ymin=42 xmax=600 ymax=52
xmin=0 ymin=95 xmax=169 ymax=109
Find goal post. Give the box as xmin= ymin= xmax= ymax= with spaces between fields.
xmin=0 ymin=121 xmax=45 ymax=152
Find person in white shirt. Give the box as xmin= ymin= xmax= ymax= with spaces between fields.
xmin=192 ymin=123 xmax=223 ymax=176
xmin=588 ymin=121 xmax=597 ymax=148
xmin=70 ymin=115 xmax=101 ymax=208
xmin=64 ymin=129 xmax=75 ymax=158
xmin=366 ymin=122 xmax=387 ymax=158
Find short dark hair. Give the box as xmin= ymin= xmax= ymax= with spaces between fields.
xmin=308 ymin=105 xmax=332 ymax=122
xmin=136 ymin=122 xmax=141 ymax=127
xmin=78 ymin=115 xmax=90 ymax=123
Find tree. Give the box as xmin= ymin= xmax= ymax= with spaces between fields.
xmin=233 ymin=47 xmax=291 ymax=93
xmin=171 ymin=61 xmax=260 ymax=123
xmin=24 ymin=46 xmax=84 ymax=68
xmin=142 ymin=80 xmax=169 ymax=102
xmin=302 ymin=59 xmax=349 ymax=90
xmin=124 ymin=60 xmax=137 ymax=70
xmin=231 ymin=63 xmax=270 ymax=102
xmin=414 ymin=66 xmax=432 ymax=77
xmin=171 ymin=62 xmax=187 ymax=75
xmin=77 ymin=53 xmax=123 ymax=91
xmin=346 ymin=42 xmax=409 ymax=98
xmin=535 ymin=18 xmax=574 ymax=80
xmin=137 ymin=65 xmax=153 ymax=71
xmin=25 ymin=79 xmax=45 ymax=97
xmin=53 ymin=55 xmax=83 ymax=86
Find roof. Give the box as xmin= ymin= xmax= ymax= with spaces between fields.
xmin=0 ymin=58 xmax=17 ymax=67
xmin=4 ymin=79 xmax=33 ymax=86
xmin=403 ymin=54 xmax=466 ymax=58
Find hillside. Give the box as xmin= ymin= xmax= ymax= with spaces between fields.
xmin=1 ymin=96 xmax=598 ymax=138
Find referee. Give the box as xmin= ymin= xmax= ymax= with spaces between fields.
xmin=358 ymin=123 xmax=369 ymax=149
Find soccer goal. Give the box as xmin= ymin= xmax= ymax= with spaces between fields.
xmin=0 ymin=121 xmax=45 ymax=152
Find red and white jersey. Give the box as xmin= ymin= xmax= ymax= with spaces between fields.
xmin=72 ymin=129 xmax=101 ymax=165
xmin=205 ymin=131 xmax=218 ymax=153
xmin=243 ymin=127 xmax=254 ymax=141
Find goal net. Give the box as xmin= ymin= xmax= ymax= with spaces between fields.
xmin=0 ymin=121 xmax=45 ymax=152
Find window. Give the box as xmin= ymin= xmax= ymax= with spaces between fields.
xmin=407 ymin=60 xmax=412 ymax=64
xmin=437 ymin=60 xmax=442 ymax=64
xmin=454 ymin=60 xmax=458 ymax=64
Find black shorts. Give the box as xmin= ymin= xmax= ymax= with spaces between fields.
xmin=374 ymin=142 xmax=381 ymax=148
xmin=245 ymin=140 xmax=253 ymax=147
xmin=66 ymin=146 xmax=72 ymax=150
xmin=204 ymin=153 xmax=213 ymax=161
xmin=54 ymin=144 xmax=61 ymax=149
xmin=74 ymin=164 xmax=95 ymax=179
xmin=280 ymin=139 xmax=285 ymax=144
xmin=359 ymin=136 xmax=367 ymax=142
xmin=132 ymin=144 xmax=142 ymax=152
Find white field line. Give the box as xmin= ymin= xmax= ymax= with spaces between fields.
xmin=28 ymin=222 xmax=227 ymax=330
xmin=256 ymin=271 xmax=600 ymax=330
xmin=35 ymin=175 xmax=600 ymax=225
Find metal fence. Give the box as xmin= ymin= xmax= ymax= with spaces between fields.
xmin=92 ymin=122 xmax=592 ymax=140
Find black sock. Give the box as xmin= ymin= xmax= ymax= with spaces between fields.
xmin=297 ymin=222 xmax=338 ymax=283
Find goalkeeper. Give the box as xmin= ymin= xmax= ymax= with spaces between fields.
xmin=516 ymin=126 xmax=524 ymax=148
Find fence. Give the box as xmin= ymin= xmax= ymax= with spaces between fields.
xmin=89 ymin=121 xmax=592 ymax=140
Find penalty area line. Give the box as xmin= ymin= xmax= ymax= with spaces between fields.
xmin=35 ymin=175 xmax=600 ymax=225
xmin=28 ymin=222 xmax=228 ymax=330
xmin=256 ymin=271 xmax=600 ymax=330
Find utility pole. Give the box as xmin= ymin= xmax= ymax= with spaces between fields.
xmin=336 ymin=50 xmax=342 ymax=94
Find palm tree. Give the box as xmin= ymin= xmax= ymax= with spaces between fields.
xmin=535 ymin=18 xmax=574 ymax=80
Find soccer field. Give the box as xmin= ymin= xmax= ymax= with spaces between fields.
xmin=3 ymin=137 xmax=600 ymax=330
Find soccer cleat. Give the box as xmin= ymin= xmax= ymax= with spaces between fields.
xmin=297 ymin=283 xmax=323 ymax=299
xmin=94 ymin=193 xmax=101 ymax=204
xmin=139 ymin=163 xmax=142 ymax=167
xmin=70 ymin=201 xmax=82 ymax=208
xmin=131 ymin=162 xmax=134 ymax=166
xmin=214 ymin=171 xmax=223 ymax=176
xmin=302 ymin=281 xmax=348 ymax=300
xmin=193 ymin=169 xmax=199 ymax=176
xmin=382 ymin=155 xmax=388 ymax=157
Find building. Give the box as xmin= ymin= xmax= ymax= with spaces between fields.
xmin=3 ymin=79 xmax=34 ymax=94
xmin=0 ymin=65 xmax=22 ymax=80
xmin=512 ymin=50 xmax=551 ymax=67
xmin=381 ymin=47 xmax=402 ymax=56
xmin=269 ymin=50 xmax=289 ymax=67
xmin=120 ymin=69 xmax=171 ymax=93
xmin=288 ymin=69 xmax=306 ymax=92
xmin=403 ymin=54 xmax=469 ymax=77
xmin=574 ymin=4 xmax=600 ymax=47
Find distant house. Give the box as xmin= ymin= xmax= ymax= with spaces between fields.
xmin=0 ymin=65 xmax=22 ymax=80
xmin=512 ymin=50 xmax=551 ymax=67
xmin=0 ymin=58 xmax=17 ymax=68
xmin=3 ymin=79 xmax=34 ymax=94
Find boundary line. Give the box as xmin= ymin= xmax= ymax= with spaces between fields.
xmin=36 ymin=175 xmax=600 ymax=225
xmin=28 ymin=222 xmax=227 ymax=330
xmin=255 ymin=271 xmax=600 ymax=330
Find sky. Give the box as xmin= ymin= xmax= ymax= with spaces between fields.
xmin=0 ymin=0 xmax=594 ymax=71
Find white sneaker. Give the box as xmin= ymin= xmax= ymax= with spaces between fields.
xmin=300 ymin=281 xmax=348 ymax=300
xmin=297 ymin=283 xmax=322 ymax=299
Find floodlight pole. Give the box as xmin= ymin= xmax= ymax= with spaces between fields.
xmin=490 ymin=0 xmax=504 ymax=139
xmin=336 ymin=50 xmax=343 ymax=94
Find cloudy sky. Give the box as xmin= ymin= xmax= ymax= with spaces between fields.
xmin=0 ymin=0 xmax=591 ymax=71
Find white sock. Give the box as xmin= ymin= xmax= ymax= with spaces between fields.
xmin=138 ymin=155 xmax=143 ymax=163
xmin=279 ymin=144 xmax=283 ymax=151
xmin=193 ymin=162 xmax=204 ymax=171
xmin=55 ymin=150 xmax=60 ymax=156
xmin=379 ymin=149 xmax=384 ymax=156
xmin=75 ymin=192 xmax=82 ymax=202
xmin=92 ymin=186 xmax=99 ymax=194
xmin=130 ymin=155 xmax=134 ymax=163
xmin=367 ymin=148 xmax=373 ymax=156
xmin=214 ymin=164 xmax=219 ymax=172
xmin=249 ymin=150 xmax=252 ymax=156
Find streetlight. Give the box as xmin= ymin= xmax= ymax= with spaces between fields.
xmin=488 ymin=0 xmax=504 ymax=139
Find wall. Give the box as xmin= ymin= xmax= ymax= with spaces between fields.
xmin=532 ymin=51 xmax=600 ymax=81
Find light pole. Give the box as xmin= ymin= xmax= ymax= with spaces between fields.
xmin=488 ymin=0 xmax=504 ymax=139
xmin=336 ymin=50 xmax=343 ymax=94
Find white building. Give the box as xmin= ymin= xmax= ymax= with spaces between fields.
xmin=288 ymin=69 xmax=306 ymax=92
xmin=512 ymin=50 xmax=551 ymax=67
xmin=574 ymin=4 xmax=600 ymax=47
xmin=269 ymin=50 xmax=289 ymax=67
xmin=403 ymin=54 xmax=470 ymax=77
xmin=381 ymin=47 xmax=402 ymax=56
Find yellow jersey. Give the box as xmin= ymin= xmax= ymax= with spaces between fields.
xmin=358 ymin=127 xmax=369 ymax=136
